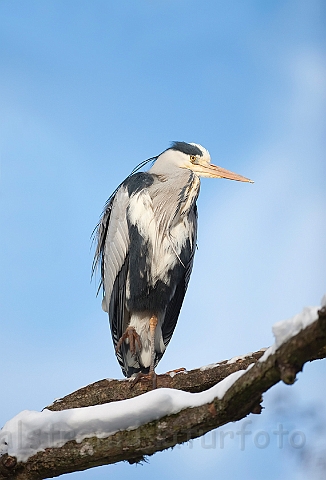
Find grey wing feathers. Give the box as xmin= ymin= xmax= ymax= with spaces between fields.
xmin=91 ymin=155 xmax=156 ymax=292
xmin=92 ymin=191 xmax=116 ymax=293
xmin=92 ymin=185 xmax=131 ymax=373
xmin=92 ymin=187 xmax=130 ymax=304
xmin=101 ymin=187 xmax=130 ymax=309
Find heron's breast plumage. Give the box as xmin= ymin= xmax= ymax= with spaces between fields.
xmin=128 ymin=194 xmax=182 ymax=286
xmin=127 ymin=171 xmax=199 ymax=287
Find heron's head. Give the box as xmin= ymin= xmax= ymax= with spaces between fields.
xmin=150 ymin=141 xmax=253 ymax=183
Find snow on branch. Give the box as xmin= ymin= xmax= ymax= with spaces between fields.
xmin=1 ymin=300 xmax=326 ymax=480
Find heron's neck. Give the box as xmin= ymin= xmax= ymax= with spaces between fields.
xmin=149 ymin=163 xmax=195 ymax=182
xmin=148 ymin=168 xmax=200 ymax=219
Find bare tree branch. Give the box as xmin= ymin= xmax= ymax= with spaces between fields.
xmin=45 ymin=349 xmax=267 ymax=411
xmin=1 ymin=306 xmax=325 ymax=480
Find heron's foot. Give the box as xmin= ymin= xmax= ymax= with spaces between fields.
xmin=115 ymin=326 xmax=141 ymax=356
xmin=130 ymin=370 xmax=157 ymax=390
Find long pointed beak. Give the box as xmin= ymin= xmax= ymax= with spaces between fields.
xmin=199 ymin=163 xmax=254 ymax=183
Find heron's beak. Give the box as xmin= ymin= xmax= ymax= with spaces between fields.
xmin=196 ymin=162 xmax=254 ymax=183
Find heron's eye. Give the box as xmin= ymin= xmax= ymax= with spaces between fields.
xmin=190 ymin=155 xmax=197 ymax=163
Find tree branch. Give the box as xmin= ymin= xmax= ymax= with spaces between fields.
xmin=1 ymin=306 xmax=325 ymax=480
xmin=45 ymin=349 xmax=267 ymax=411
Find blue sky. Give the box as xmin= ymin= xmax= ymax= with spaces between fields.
xmin=0 ymin=1 xmax=325 ymax=478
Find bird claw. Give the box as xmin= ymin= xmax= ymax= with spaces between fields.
xmin=165 ymin=367 xmax=186 ymax=375
xmin=115 ymin=326 xmax=142 ymax=356
xmin=130 ymin=370 xmax=157 ymax=390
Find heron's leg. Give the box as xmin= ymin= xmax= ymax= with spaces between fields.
xmin=129 ymin=315 xmax=158 ymax=390
xmin=149 ymin=315 xmax=158 ymax=371
xmin=115 ymin=326 xmax=141 ymax=357
xmin=149 ymin=315 xmax=158 ymax=388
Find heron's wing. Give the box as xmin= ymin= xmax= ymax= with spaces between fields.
xmin=157 ymin=205 xmax=198 ymax=366
xmin=101 ymin=187 xmax=130 ymax=309
xmin=93 ymin=185 xmax=131 ymax=373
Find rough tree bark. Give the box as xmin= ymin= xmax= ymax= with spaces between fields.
xmin=0 ymin=306 xmax=325 ymax=480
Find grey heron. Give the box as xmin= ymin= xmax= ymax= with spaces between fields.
xmin=93 ymin=142 xmax=253 ymax=386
